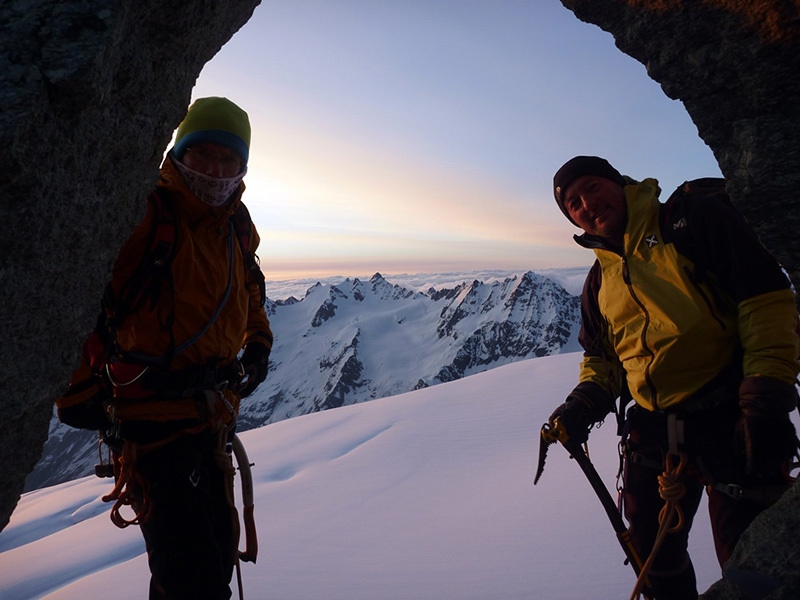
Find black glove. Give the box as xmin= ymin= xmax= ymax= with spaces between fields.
xmin=237 ymin=342 xmax=270 ymax=398
xmin=549 ymin=382 xmax=614 ymax=446
xmin=736 ymin=414 xmax=797 ymax=479
xmin=57 ymin=343 xmax=112 ymax=431
xmin=57 ymin=382 xmax=111 ymax=430
xmin=736 ymin=376 xmax=799 ymax=479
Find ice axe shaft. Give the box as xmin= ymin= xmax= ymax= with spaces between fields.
xmin=232 ymin=434 xmax=258 ymax=563
xmin=536 ymin=419 xmax=644 ymax=577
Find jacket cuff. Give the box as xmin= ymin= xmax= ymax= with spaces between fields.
xmin=569 ymin=381 xmax=616 ymax=421
xmin=739 ymin=375 xmax=799 ymax=416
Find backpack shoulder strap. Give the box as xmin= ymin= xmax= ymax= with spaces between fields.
xmin=661 ymin=177 xmax=730 ymax=261
xmin=661 ymin=177 xmax=734 ymax=314
xmin=231 ymin=201 xmax=266 ymax=307
xmin=662 ymin=177 xmax=728 ymax=237
xmin=99 ymin=188 xmax=178 ymax=367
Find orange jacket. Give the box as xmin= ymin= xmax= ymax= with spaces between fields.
xmin=60 ymin=156 xmax=272 ymax=425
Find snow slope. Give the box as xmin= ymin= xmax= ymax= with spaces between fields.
xmin=0 ymin=353 xmax=720 ymax=600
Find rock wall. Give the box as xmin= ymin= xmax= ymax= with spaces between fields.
xmin=561 ymin=0 xmax=800 ymax=293
xmin=0 ymin=0 xmax=260 ymax=530
xmin=1 ymin=5 xmax=798 ymax=594
xmin=701 ymin=480 xmax=800 ymax=600
xmin=560 ymin=1 xmax=800 ymax=597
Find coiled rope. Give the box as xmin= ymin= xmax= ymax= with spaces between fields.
xmin=102 ymin=390 xmax=234 ymax=528
xmin=102 ymin=419 xmax=215 ymax=528
xmin=630 ymin=451 xmax=688 ymax=600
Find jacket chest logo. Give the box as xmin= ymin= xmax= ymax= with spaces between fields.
xmin=645 ymin=234 xmax=659 ymax=249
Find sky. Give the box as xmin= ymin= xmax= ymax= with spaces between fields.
xmin=0 ymin=353 xmax=724 ymax=600
xmin=188 ymin=0 xmax=722 ymax=281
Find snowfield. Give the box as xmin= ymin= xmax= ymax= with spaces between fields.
xmin=0 ymin=353 xmax=720 ymax=600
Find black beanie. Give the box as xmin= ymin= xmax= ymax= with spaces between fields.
xmin=553 ymin=156 xmax=626 ymax=224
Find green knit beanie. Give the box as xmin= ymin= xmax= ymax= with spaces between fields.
xmin=173 ymin=97 xmax=251 ymax=166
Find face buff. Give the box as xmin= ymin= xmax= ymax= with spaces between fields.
xmin=173 ymin=157 xmax=247 ymax=207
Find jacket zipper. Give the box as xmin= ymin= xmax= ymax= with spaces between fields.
xmin=621 ymin=257 xmax=659 ymax=410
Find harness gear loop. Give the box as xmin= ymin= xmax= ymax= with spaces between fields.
xmin=105 ymin=363 xmax=150 ymax=388
xmin=666 ymin=412 xmax=685 ymax=457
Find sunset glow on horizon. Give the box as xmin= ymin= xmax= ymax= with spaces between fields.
xmin=190 ymin=1 xmax=721 ymax=281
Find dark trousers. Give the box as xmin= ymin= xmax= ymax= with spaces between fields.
xmin=132 ymin=429 xmax=239 ymax=600
xmin=622 ymin=401 xmax=789 ymax=600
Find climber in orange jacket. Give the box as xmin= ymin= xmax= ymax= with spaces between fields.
xmin=58 ymin=96 xmax=273 ymax=600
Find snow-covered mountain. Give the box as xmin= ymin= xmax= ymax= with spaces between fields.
xmin=28 ymin=270 xmax=582 ymax=490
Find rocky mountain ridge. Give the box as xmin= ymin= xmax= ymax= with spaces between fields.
xmin=28 ymin=270 xmax=581 ymax=490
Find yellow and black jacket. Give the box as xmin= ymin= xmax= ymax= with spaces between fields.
xmin=572 ymin=178 xmax=799 ymax=414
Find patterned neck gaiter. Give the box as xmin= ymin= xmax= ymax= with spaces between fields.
xmin=173 ymin=157 xmax=247 ymax=207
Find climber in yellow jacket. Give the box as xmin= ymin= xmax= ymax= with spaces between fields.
xmin=547 ymin=156 xmax=799 ymax=600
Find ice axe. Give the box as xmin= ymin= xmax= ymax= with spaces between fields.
xmin=232 ymin=434 xmax=258 ymax=563
xmin=534 ymin=417 xmax=645 ymax=578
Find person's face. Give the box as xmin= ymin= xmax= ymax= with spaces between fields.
xmin=562 ymin=175 xmax=627 ymax=243
xmin=182 ymin=143 xmax=242 ymax=178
